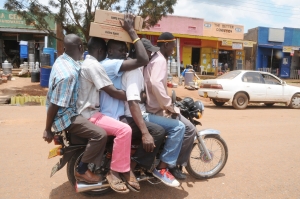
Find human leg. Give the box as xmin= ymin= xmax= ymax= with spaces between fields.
xmin=67 ymin=115 xmax=107 ymax=183
xmin=168 ymin=114 xmax=197 ymax=179
xmin=120 ymin=116 xmax=166 ymax=170
xmin=89 ymin=112 xmax=132 ymax=192
xmin=143 ymin=113 xmax=185 ymax=167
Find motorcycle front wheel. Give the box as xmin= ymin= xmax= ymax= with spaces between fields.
xmin=186 ymin=134 xmax=228 ymax=179
xmin=67 ymin=150 xmax=112 ymax=196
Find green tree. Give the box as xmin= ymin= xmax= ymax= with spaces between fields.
xmin=4 ymin=0 xmax=177 ymax=42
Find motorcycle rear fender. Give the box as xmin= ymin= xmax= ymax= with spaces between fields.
xmin=50 ymin=146 xmax=85 ymax=177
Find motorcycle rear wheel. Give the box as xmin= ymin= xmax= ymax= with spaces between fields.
xmin=67 ymin=150 xmax=112 ymax=196
xmin=186 ymin=135 xmax=228 ymax=179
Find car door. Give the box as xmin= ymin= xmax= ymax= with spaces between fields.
xmin=241 ymin=72 xmax=267 ymax=101
xmin=261 ymin=74 xmax=284 ymax=101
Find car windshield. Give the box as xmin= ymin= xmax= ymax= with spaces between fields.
xmin=216 ymin=71 xmax=241 ymax=79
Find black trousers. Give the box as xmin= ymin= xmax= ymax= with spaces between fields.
xmin=120 ymin=116 xmax=166 ymax=170
xmin=66 ymin=115 xmax=107 ymax=167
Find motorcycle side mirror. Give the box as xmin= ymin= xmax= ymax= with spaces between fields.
xmin=172 ymin=90 xmax=176 ymax=104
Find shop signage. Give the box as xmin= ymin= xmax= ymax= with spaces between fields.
xmin=283 ymin=46 xmax=300 ymax=53
xmin=243 ymin=41 xmax=254 ymax=47
xmin=232 ymin=43 xmax=243 ymax=50
xmin=0 ymin=9 xmax=55 ymax=30
xmin=203 ymin=21 xmax=244 ymax=40
xmin=222 ymin=39 xmax=232 ymax=46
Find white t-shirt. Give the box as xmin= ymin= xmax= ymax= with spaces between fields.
xmin=77 ymin=55 xmax=112 ymax=119
xmin=122 ymin=67 xmax=146 ymax=117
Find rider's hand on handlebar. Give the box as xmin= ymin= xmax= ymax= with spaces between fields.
xmin=141 ymin=131 xmax=155 ymax=153
xmin=43 ymin=129 xmax=54 ymax=143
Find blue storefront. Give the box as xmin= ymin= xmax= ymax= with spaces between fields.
xmin=254 ymin=27 xmax=300 ymax=78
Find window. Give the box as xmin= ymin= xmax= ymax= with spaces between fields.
xmin=217 ymin=70 xmax=241 ymax=79
xmin=261 ymin=74 xmax=281 ymax=85
xmin=242 ymin=72 xmax=265 ymax=84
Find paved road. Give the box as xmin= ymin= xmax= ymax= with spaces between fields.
xmin=1 ymin=102 xmax=299 ymax=199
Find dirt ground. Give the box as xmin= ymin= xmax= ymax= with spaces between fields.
xmin=0 ymin=77 xmax=300 ymax=199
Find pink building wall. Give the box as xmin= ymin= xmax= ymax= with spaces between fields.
xmin=145 ymin=15 xmax=204 ymax=36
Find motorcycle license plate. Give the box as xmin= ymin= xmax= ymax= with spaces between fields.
xmin=204 ymin=92 xmax=208 ymax=98
xmin=48 ymin=146 xmax=61 ymax=159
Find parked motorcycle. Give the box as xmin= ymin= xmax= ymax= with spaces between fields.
xmin=47 ymin=91 xmax=228 ymax=196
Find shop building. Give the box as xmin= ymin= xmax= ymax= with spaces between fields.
xmin=244 ymin=27 xmax=300 ymax=78
xmin=137 ymin=15 xmax=255 ymax=75
xmin=0 ymin=9 xmax=56 ymax=68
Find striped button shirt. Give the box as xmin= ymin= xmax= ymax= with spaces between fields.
xmin=46 ymin=53 xmax=81 ymax=132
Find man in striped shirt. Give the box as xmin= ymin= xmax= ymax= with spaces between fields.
xmin=43 ymin=34 xmax=107 ymax=184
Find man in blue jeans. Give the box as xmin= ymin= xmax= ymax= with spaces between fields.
xmin=121 ymin=38 xmax=185 ymax=187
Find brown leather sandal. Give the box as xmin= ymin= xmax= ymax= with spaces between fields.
xmin=106 ymin=171 xmax=129 ymax=194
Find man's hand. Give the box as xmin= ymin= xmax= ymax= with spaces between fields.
xmin=120 ymin=13 xmax=135 ymax=33
xmin=43 ymin=129 xmax=54 ymax=143
xmin=141 ymin=131 xmax=155 ymax=153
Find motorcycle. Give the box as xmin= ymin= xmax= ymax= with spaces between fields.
xmin=47 ymin=90 xmax=228 ymax=196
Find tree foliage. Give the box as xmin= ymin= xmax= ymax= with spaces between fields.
xmin=4 ymin=0 xmax=177 ymax=42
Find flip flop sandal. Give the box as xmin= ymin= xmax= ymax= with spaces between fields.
xmin=120 ymin=173 xmax=140 ymax=193
xmin=106 ymin=173 xmax=129 ymax=194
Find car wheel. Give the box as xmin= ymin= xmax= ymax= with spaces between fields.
xmin=289 ymin=94 xmax=300 ymax=109
xmin=264 ymin=103 xmax=275 ymax=107
xmin=232 ymin=93 xmax=248 ymax=109
xmin=212 ymin=99 xmax=225 ymax=107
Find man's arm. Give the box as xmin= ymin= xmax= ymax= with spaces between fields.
xmin=43 ymin=103 xmax=59 ymax=143
xmin=128 ymin=100 xmax=155 ymax=152
xmin=102 ymin=85 xmax=127 ymax=101
xmin=119 ymin=14 xmax=148 ymax=72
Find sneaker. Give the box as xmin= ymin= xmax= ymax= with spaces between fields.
xmin=152 ymin=168 xmax=180 ymax=187
xmin=169 ymin=166 xmax=186 ymax=180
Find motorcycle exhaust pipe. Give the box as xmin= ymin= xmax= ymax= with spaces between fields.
xmin=76 ymin=180 xmax=110 ymax=193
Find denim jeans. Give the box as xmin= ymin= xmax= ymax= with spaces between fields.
xmin=143 ymin=113 xmax=185 ymax=167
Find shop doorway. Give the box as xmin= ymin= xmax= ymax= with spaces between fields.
xmin=191 ymin=47 xmax=200 ymax=72
xmin=3 ymin=40 xmax=21 ymax=68
xmin=219 ymin=50 xmax=234 ymax=71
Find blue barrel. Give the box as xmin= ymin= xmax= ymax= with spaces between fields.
xmin=83 ymin=51 xmax=88 ymax=60
xmin=40 ymin=67 xmax=52 ymax=87
xmin=43 ymin=48 xmax=55 ymax=66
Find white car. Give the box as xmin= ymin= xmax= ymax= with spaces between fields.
xmin=198 ymin=70 xmax=300 ymax=109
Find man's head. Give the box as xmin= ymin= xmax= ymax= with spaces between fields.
xmin=107 ymin=39 xmax=127 ymax=60
xmin=141 ymin=38 xmax=160 ymax=60
xmin=87 ymin=37 xmax=107 ymax=62
xmin=157 ymin=32 xmax=176 ymax=59
xmin=64 ymin=34 xmax=83 ymax=61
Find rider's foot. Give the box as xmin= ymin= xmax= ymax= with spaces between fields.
xmin=106 ymin=170 xmax=129 ymax=193
xmin=152 ymin=168 xmax=180 ymax=187
xmin=75 ymin=169 xmax=102 ymax=184
xmin=121 ymin=169 xmax=140 ymax=192
xmin=169 ymin=166 xmax=187 ymax=180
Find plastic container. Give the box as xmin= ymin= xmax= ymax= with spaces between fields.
xmin=43 ymin=48 xmax=55 ymax=66
xmin=40 ymin=67 xmax=52 ymax=87
xmin=40 ymin=53 xmax=51 ymax=67
xmin=31 ymin=72 xmax=40 ymax=82
xmin=184 ymin=72 xmax=194 ymax=86
xmin=2 ymin=60 xmax=12 ymax=75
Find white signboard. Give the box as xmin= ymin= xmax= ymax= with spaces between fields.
xmin=232 ymin=43 xmax=243 ymax=50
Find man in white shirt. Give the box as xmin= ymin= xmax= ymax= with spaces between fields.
xmin=121 ymin=38 xmax=186 ymax=187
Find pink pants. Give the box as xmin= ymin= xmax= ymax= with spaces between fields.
xmin=89 ymin=112 xmax=132 ymax=173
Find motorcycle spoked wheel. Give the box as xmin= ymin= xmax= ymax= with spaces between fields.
xmin=186 ymin=134 xmax=228 ymax=179
xmin=67 ymin=150 xmax=112 ymax=196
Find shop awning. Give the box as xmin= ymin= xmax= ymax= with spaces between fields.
xmin=0 ymin=27 xmax=54 ymax=35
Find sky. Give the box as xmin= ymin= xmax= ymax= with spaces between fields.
xmin=172 ymin=0 xmax=300 ymax=33
xmin=1 ymin=0 xmax=300 ymax=33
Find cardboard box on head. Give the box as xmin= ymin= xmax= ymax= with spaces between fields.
xmin=89 ymin=22 xmax=134 ymax=43
xmin=94 ymin=10 xmax=143 ymax=31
